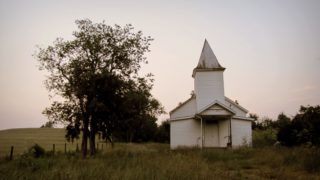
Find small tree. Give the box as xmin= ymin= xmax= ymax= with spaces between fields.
xmin=28 ymin=144 xmax=46 ymax=158
xmin=250 ymin=113 xmax=260 ymax=130
xmin=275 ymin=112 xmax=291 ymax=129
xmin=156 ymin=120 xmax=170 ymax=143
xmin=40 ymin=121 xmax=54 ymax=128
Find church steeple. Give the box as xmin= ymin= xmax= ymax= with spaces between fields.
xmin=193 ymin=39 xmax=226 ymax=111
xmin=192 ymin=39 xmax=225 ymax=77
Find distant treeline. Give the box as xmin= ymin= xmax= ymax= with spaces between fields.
xmin=251 ymin=105 xmax=320 ymax=147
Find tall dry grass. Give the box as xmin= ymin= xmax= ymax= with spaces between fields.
xmin=1 ymin=143 xmax=319 ymax=180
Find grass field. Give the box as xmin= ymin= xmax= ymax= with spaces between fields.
xmin=0 ymin=128 xmax=320 ymax=179
xmin=0 ymin=128 xmax=83 ymax=157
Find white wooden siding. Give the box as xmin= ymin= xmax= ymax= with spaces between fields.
xmin=194 ymin=71 xmax=225 ymax=111
xmin=170 ymin=98 xmax=196 ymax=119
xmin=231 ymin=119 xmax=252 ymax=147
xmin=170 ymin=118 xmax=201 ymax=149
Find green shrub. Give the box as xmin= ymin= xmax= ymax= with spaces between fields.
xmin=253 ymin=129 xmax=277 ymax=148
xmin=28 ymin=144 xmax=46 ymax=158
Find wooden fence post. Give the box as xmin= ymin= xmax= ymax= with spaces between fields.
xmin=10 ymin=146 xmax=14 ymax=160
xmin=53 ymin=144 xmax=55 ymax=155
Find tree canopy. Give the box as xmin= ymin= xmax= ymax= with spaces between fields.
xmin=36 ymin=19 xmax=163 ymax=157
xmin=251 ymin=105 xmax=320 ymax=147
xmin=277 ymin=105 xmax=320 ymax=147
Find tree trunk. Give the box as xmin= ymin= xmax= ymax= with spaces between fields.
xmin=82 ymin=120 xmax=89 ymax=158
xmin=89 ymin=129 xmax=96 ymax=156
xmin=107 ymin=135 xmax=114 ymax=148
xmin=79 ymin=97 xmax=89 ymax=158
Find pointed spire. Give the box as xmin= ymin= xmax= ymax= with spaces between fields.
xmin=192 ymin=40 xmax=225 ymax=77
xmin=197 ymin=39 xmax=224 ymax=69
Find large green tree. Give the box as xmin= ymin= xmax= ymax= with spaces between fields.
xmin=36 ymin=19 xmax=162 ymax=157
xmin=277 ymin=105 xmax=320 ymax=146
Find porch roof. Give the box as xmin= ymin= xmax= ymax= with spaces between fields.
xmin=197 ymin=100 xmax=236 ymax=116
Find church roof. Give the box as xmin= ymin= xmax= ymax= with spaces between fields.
xmin=170 ymin=96 xmax=250 ymax=121
xmin=225 ymin=97 xmax=249 ymax=113
xmin=192 ymin=40 xmax=225 ymax=77
xmin=197 ymin=100 xmax=236 ymax=115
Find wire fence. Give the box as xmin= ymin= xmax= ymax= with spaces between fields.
xmin=1 ymin=142 xmax=109 ymax=160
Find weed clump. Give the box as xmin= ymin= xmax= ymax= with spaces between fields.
xmin=28 ymin=144 xmax=46 ymax=158
xmin=303 ymin=148 xmax=320 ymax=173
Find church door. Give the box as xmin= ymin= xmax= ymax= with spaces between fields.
xmin=204 ymin=121 xmax=219 ymax=147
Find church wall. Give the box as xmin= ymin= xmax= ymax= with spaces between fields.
xmin=194 ymin=71 xmax=225 ymax=111
xmin=170 ymin=118 xmax=201 ymax=149
xmin=231 ymin=119 xmax=252 ymax=147
xmin=170 ymin=98 xmax=196 ymax=119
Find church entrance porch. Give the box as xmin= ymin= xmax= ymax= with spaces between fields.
xmin=197 ymin=115 xmax=232 ymax=148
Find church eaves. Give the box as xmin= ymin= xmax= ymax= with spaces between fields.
xmin=192 ymin=39 xmax=225 ymax=77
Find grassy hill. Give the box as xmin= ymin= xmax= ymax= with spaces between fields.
xmin=0 ymin=128 xmax=80 ymax=157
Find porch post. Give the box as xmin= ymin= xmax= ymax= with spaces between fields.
xmin=196 ymin=115 xmax=204 ymax=149
xmin=229 ymin=118 xmax=232 ymax=147
xmin=200 ymin=117 xmax=203 ymax=149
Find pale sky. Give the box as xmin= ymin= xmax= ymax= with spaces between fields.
xmin=0 ymin=0 xmax=320 ymax=130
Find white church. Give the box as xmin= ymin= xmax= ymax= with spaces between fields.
xmin=169 ymin=40 xmax=253 ymax=149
